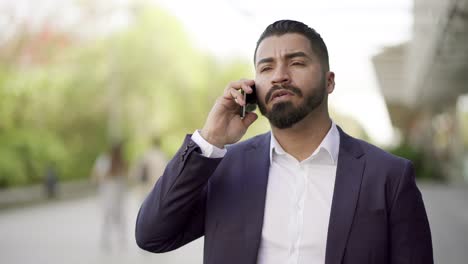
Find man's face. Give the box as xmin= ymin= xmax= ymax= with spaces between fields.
xmin=254 ymin=33 xmax=333 ymax=129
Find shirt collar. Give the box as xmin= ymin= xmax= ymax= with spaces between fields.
xmin=269 ymin=122 xmax=340 ymax=165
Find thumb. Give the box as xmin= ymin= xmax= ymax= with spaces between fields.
xmin=242 ymin=112 xmax=258 ymax=128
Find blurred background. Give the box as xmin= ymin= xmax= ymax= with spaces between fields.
xmin=0 ymin=0 xmax=467 ymax=263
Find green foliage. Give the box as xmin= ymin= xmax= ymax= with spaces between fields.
xmin=0 ymin=129 xmax=68 ymax=187
xmin=0 ymin=5 xmax=257 ymax=188
xmin=387 ymin=143 xmax=441 ymax=181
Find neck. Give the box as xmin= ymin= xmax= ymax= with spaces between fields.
xmin=271 ymin=110 xmax=332 ymax=162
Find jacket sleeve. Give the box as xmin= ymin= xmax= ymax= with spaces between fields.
xmin=389 ymin=161 xmax=434 ymax=264
xmin=135 ymin=135 xmax=223 ymax=253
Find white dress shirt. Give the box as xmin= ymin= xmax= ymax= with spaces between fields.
xmin=191 ymin=123 xmax=340 ymax=264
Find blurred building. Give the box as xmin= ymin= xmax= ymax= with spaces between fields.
xmin=373 ymin=0 xmax=468 ymax=183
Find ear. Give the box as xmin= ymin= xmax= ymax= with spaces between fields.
xmin=325 ymin=71 xmax=335 ymax=94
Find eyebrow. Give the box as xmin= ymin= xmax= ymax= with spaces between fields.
xmin=285 ymin=51 xmax=310 ymax=60
xmin=256 ymin=51 xmax=311 ymax=67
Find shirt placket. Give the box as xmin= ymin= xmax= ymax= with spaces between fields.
xmin=288 ymin=163 xmax=307 ymax=264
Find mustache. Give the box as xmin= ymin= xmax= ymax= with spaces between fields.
xmin=265 ymin=84 xmax=303 ymax=103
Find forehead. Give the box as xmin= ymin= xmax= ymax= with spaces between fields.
xmin=255 ymin=33 xmax=313 ymax=62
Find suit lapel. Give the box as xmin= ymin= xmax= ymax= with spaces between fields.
xmin=325 ymin=127 xmax=366 ymax=264
xmin=242 ymin=133 xmax=271 ymax=264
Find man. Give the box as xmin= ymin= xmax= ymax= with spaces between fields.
xmin=135 ymin=20 xmax=433 ymax=264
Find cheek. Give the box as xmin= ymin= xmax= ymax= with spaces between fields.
xmin=253 ymin=81 xmax=268 ymax=100
xmin=257 ymin=90 xmax=268 ymax=106
xmin=295 ymin=67 xmax=323 ymax=84
xmin=298 ymin=73 xmax=318 ymax=85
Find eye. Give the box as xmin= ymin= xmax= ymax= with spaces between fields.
xmin=260 ymin=66 xmax=272 ymax=73
xmin=291 ymin=61 xmax=305 ymax=66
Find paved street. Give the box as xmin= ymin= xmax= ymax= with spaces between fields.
xmin=0 ymin=183 xmax=467 ymax=264
xmin=0 ymin=189 xmax=203 ymax=264
xmin=419 ymin=183 xmax=468 ymax=264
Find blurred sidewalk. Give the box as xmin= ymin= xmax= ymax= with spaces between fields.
xmin=0 ymin=182 xmax=466 ymax=264
xmin=0 ymin=180 xmax=96 ymax=209
xmin=0 ymin=187 xmax=204 ymax=264
xmin=419 ymin=182 xmax=468 ymax=264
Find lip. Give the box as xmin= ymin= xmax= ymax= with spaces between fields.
xmin=270 ymin=90 xmax=294 ymax=102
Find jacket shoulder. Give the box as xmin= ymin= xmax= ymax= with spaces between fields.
xmin=355 ymin=137 xmax=411 ymax=166
xmin=338 ymin=126 xmax=409 ymax=167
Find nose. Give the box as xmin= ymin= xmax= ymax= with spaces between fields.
xmin=271 ymin=64 xmax=290 ymax=85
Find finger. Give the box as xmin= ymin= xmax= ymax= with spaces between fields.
xmin=241 ymin=83 xmax=253 ymax=94
xmin=227 ymin=88 xmax=245 ymax=106
xmin=239 ymin=80 xmax=255 ymax=94
xmin=227 ymin=79 xmax=254 ymax=93
xmin=222 ymin=79 xmax=254 ymax=106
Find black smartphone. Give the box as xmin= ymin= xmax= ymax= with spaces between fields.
xmin=241 ymin=85 xmax=257 ymax=119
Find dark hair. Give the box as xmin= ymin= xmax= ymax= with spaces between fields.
xmin=254 ymin=20 xmax=329 ymax=71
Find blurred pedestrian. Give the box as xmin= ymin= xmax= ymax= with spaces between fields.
xmin=91 ymin=142 xmax=128 ymax=252
xmin=43 ymin=162 xmax=58 ymax=199
xmin=131 ymin=137 xmax=167 ymax=200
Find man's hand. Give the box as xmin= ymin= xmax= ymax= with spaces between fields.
xmin=200 ymin=79 xmax=258 ymax=148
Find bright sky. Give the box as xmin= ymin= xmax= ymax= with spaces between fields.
xmin=156 ymin=0 xmax=414 ymax=146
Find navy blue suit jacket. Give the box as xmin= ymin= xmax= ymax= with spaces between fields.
xmin=135 ymin=127 xmax=433 ymax=264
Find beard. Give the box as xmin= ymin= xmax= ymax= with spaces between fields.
xmin=258 ymin=80 xmax=326 ymax=129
